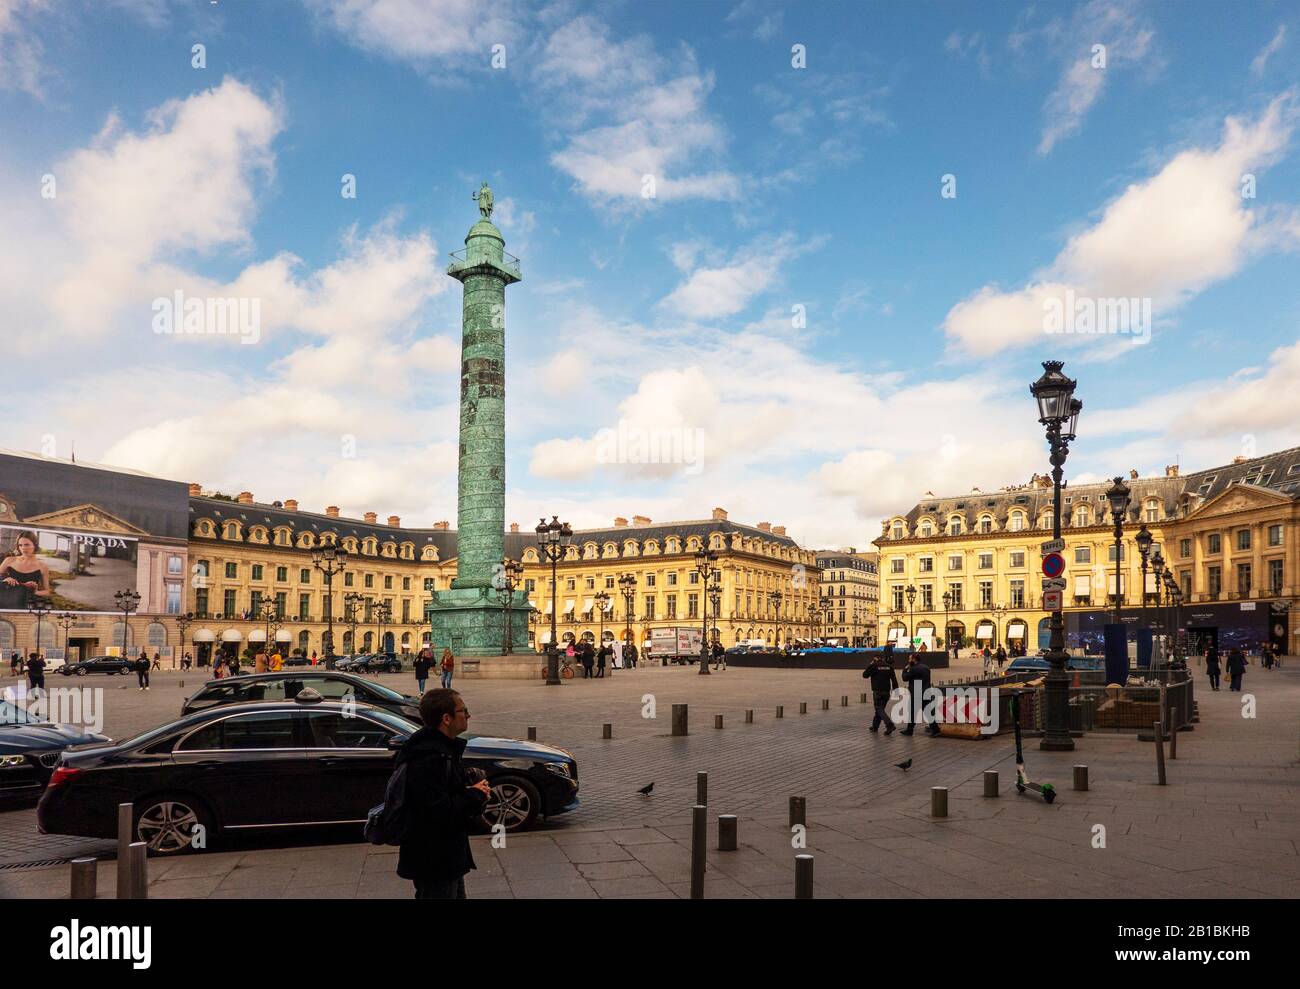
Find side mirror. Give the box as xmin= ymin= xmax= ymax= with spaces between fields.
xmin=387 ymin=735 xmax=409 ymax=751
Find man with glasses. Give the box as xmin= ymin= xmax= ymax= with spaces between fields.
xmin=396 ymin=688 xmax=491 ymax=899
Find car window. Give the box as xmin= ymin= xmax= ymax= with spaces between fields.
xmin=301 ymin=711 xmax=394 ymax=749
xmin=178 ymin=711 xmax=300 ymax=751
xmin=299 ymin=677 xmax=358 ymax=701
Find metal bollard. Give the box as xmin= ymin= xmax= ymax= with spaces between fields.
xmin=602 ymin=723 xmax=612 ymax=739
xmin=690 ymin=805 xmax=706 ymax=899
xmin=821 ymin=699 xmax=829 ymax=711
xmin=1073 ymin=765 xmax=1089 ymax=791
xmin=671 ymin=704 xmax=688 ymax=736
xmin=718 ymin=814 xmax=738 ymax=851
xmin=70 ymin=858 xmax=98 ymax=900
xmin=744 ymin=709 xmax=753 ymax=723
xmin=776 ymin=705 xmax=784 ymax=719
xmin=116 ymin=803 xmax=132 ymax=899
xmin=860 ymin=692 xmax=868 ymax=703
xmin=799 ymin=702 xmax=807 ymax=715
xmin=126 ymin=841 xmax=148 ymax=899
xmin=696 ymin=771 xmax=708 ymax=806
xmin=1154 ymin=721 xmax=1167 ymax=785
xmin=714 ymin=715 xmax=724 ymax=729
xmin=1169 ymin=710 xmax=1178 ymax=760
xmin=841 ymin=695 xmax=848 ymax=707
xmin=931 ymin=787 xmax=948 ymax=818
xmin=788 ymin=795 xmax=806 ymax=827
xmin=527 ymin=726 xmax=537 ymax=741
xmin=794 ymin=854 xmax=814 ymax=899
xmin=983 ymin=770 xmax=999 ymax=798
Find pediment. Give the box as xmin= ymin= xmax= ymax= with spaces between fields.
xmin=23 ymin=504 xmax=148 ymax=535
xmin=1186 ymin=484 xmax=1292 ymax=520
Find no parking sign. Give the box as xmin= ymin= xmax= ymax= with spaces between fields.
xmin=1041 ymin=552 xmax=1066 ymax=579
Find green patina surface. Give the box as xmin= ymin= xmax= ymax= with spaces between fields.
xmin=427 ymin=187 xmax=529 ymax=656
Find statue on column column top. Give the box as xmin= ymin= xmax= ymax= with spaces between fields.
xmin=472 ymin=181 xmax=494 ymax=219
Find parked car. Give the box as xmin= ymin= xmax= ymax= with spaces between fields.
xmin=332 ymin=654 xmax=365 ymax=672
xmin=1006 ymin=655 xmax=1106 ymax=673
xmin=181 ymin=671 xmax=421 ymax=722
xmin=38 ymin=694 xmax=579 ymax=853
xmin=353 ymin=654 xmax=401 ymax=674
xmin=0 ymin=699 xmax=111 ymax=806
xmin=283 ymin=655 xmax=314 ymax=667
xmin=59 ymin=656 xmax=134 ymax=677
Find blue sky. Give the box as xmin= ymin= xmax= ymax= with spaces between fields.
xmin=2 ymin=0 xmax=1298 ymax=548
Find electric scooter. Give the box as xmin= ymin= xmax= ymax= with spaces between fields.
xmin=1009 ymin=689 xmax=1056 ymax=803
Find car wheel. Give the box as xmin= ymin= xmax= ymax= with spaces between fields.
xmin=76 ymin=668 xmax=87 ymax=677
xmin=120 ymin=668 xmax=132 ymax=675
xmin=135 ymin=795 xmax=213 ymax=856
xmin=482 ymin=776 xmax=540 ymax=832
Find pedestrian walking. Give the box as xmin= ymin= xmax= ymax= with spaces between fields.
xmin=151 ymin=651 xmax=162 ymax=671
xmin=711 ymin=639 xmax=726 ymax=670
xmin=995 ymin=645 xmax=1007 ymax=672
xmin=414 ymin=648 xmax=433 ymax=694
xmin=1226 ymin=647 xmax=1247 ymax=691
xmin=864 ymin=650 xmax=899 ymax=735
xmin=595 ymin=641 xmax=607 ymax=678
xmin=900 ymin=653 xmax=939 ymax=736
xmin=396 ymin=688 xmax=491 ymax=899
xmin=622 ymin=641 xmax=638 ymax=669
xmin=8 ymin=651 xmax=18 ymax=677
xmin=440 ymin=647 xmax=455 ymax=689
xmin=1262 ymin=644 xmax=1275 ymax=671
xmin=26 ymin=652 xmax=45 ymax=698
xmin=135 ymin=650 xmax=151 ymax=690
xmin=1204 ymin=644 xmax=1221 ymax=691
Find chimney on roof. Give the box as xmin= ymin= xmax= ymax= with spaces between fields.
xmin=772 ymin=525 xmax=786 ymax=536
xmin=363 ymin=512 xmax=378 ymax=524
xmin=712 ymin=507 xmax=728 ymax=521
xmin=188 ymin=483 xmax=202 ymax=497
xmin=284 ymin=499 xmax=298 ymax=511
xmin=387 ymin=515 xmax=400 ymax=527
xmin=756 ymin=521 xmax=772 ymax=533
xmin=509 ymin=522 xmax=519 ymax=533
xmin=613 ymin=517 xmax=628 ymax=528
xmin=632 ymin=515 xmax=651 ymax=526
xmin=1233 ymin=455 xmax=1247 ymax=464
xmin=325 ymin=505 xmax=340 ymax=518
xmin=433 ymin=521 xmax=450 ymax=531
xmin=1165 ymin=465 xmax=1179 ymax=478
xmin=1129 ymin=469 xmax=1139 ymax=479
xmin=237 ymin=491 xmax=253 ymax=505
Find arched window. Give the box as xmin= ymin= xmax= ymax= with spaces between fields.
xmin=146 ymin=622 xmax=168 ymax=650
xmin=1009 ymin=512 xmax=1025 ymax=532
xmin=979 ymin=515 xmax=994 ymax=534
xmin=1075 ymin=506 xmax=1090 ymax=526
xmin=0 ymin=619 xmax=14 ymax=653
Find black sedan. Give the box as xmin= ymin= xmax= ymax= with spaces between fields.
xmin=37 ymin=695 xmax=579 ymax=854
xmin=352 ymin=654 xmax=402 ymax=674
xmin=0 ymin=700 xmax=111 ymax=806
xmin=59 ymin=656 xmax=134 ymax=677
xmin=181 ymin=671 xmax=422 ymax=722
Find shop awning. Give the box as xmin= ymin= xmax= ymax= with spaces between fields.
xmin=221 ymin=629 xmax=243 ymax=642
xmin=887 ymin=627 xmax=904 ymax=642
xmin=581 ymin=598 xmax=594 ymax=613
xmin=1007 ymin=621 xmax=1028 ymax=637
xmin=275 ymin=630 xmax=292 ymax=642
xmin=540 ymin=600 xmax=552 ymax=615
xmin=563 ymin=599 xmax=576 ymax=614
xmin=248 ymin=630 xmax=267 ymax=642
xmin=602 ymin=597 xmax=615 ymax=612
xmin=192 ymin=629 xmax=216 ymax=642
xmin=976 ymin=623 xmax=994 ymax=638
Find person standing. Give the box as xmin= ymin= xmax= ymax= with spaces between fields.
xmin=712 ymin=639 xmax=726 ymax=670
xmin=151 ymin=651 xmax=162 ymax=671
xmin=864 ymin=651 xmax=899 ymax=735
xmin=396 ymin=688 xmax=492 ymax=899
xmin=414 ymin=649 xmax=432 ymax=694
xmin=595 ymin=641 xmax=607 ymax=678
xmin=135 ymin=650 xmax=151 ymax=690
xmin=622 ymin=641 xmax=638 ymax=669
xmin=440 ymin=647 xmax=455 ymax=689
xmin=1204 ymin=644 xmax=1221 ymax=691
xmin=26 ymin=652 xmax=46 ymax=698
xmin=995 ymin=645 xmax=1007 ymax=674
xmin=900 ymin=653 xmax=938 ymax=736
xmin=8 ymin=651 xmax=18 ymax=677
xmin=580 ymin=641 xmax=594 ymax=679
xmin=1226 ymin=647 xmax=1247 ymax=692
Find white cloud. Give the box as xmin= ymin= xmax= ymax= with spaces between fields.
xmin=660 ymin=235 xmax=802 ymax=319
xmin=303 ymin=0 xmax=522 ymax=63
xmin=1251 ymin=24 xmax=1287 ymax=78
xmin=0 ymin=0 xmax=52 ymax=98
xmin=943 ymin=95 xmax=1300 ymax=357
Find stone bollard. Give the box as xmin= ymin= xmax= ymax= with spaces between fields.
xmin=718 ymin=814 xmax=738 ymax=851
xmin=696 ymin=771 xmax=708 ymax=806
xmin=1154 ymin=721 xmax=1167 ymax=786
xmin=776 ymin=705 xmax=784 ymax=719
xmin=983 ymin=770 xmax=999 ymax=798
xmin=821 ymin=699 xmax=829 ymax=711
xmin=70 ymin=858 xmax=97 ymax=900
xmin=714 ymin=715 xmax=724 ymax=729
xmin=799 ymin=702 xmax=807 ymax=715
xmin=1073 ymin=765 xmax=1089 ymax=791
xmin=931 ymin=787 xmax=949 ymax=818
xmin=789 ymin=795 xmax=806 ymax=828
xmin=690 ymin=805 xmax=706 ymax=900
xmin=744 ymin=709 xmax=754 ymax=724
xmin=116 ymin=803 xmax=132 ymax=899
xmin=527 ymin=726 xmax=537 ymax=741
xmin=602 ymin=723 xmax=612 ymax=739
xmin=671 ymin=704 xmax=688 ymax=736
xmin=126 ymin=841 xmax=148 ymax=899
xmin=794 ymin=854 xmax=814 ymax=900
xmin=841 ymin=695 xmax=848 ymax=707
xmin=860 ymin=692 xmax=868 ymax=703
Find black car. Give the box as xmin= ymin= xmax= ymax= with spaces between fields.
xmin=37 ymin=694 xmax=579 ymax=853
xmin=283 ymin=655 xmax=314 ymax=667
xmin=332 ymin=655 xmax=364 ymax=672
xmin=181 ymin=672 xmax=422 ymax=722
xmin=59 ymin=656 xmax=134 ymax=677
xmin=0 ymin=700 xmax=112 ymax=805
xmin=353 ymin=654 xmax=402 ymax=674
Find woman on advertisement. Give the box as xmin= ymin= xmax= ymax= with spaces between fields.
xmin=0 ymin=531 xmax=51 ymax=610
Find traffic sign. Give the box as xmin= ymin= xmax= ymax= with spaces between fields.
xmin=1040 ymin=538 xmax=1065 ymax=554
xmin=1041 ymin=552 xmax=1066 ymax=578
xmin=1043 ymin=589 xmax=1063 ymax=610
xmin=1041 ymin=577 xmax=1067 ymax=591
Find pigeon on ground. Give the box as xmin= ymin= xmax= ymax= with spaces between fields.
xmin=637 ymin=782 xmax=654 ymax=795
xmin=895 ymin=759 xmax=912 ymax=771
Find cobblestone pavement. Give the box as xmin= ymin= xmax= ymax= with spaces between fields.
xmin=2 ymin=658 xmax=1297 ymax=898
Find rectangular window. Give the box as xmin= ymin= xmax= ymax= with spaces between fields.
xmin=565 ymin=578 xmax=575 ymax=591
xmin=275 ymin=566 xmax=287 ymax=582
xmin=223 ymin=589 xmax=236 ymax=616
xmin=251 ymin=564 xmax=263 ymax=581
xmin=918 ymin=557 xmax=934 ymax=573
xmin=947 ymin=584 xmax=963 ymax=609
xmin=195 ymin=588 xmax=209 ymax=614
xmin=643 ymin=596 xmax=656 ymax=620
xmin=1268 ymin=524 xmax=1283 ymax=547
xmin=1009 ymin=580 xmax=1025 ymax=609
xmin=1237 ymin=563 xmax=1252 ymax=595
xmin=402 ymin=577 xmax=410 ymax=590
xmin=1107 ymin=544 xmax=1126 ymax=562
xmin=920 ymin=584 xmax=933 ymax=610
xmin=646 ymin=574 xmax=656 ymax=588
xmin=1179 ymin=539 xmax=1191 ymax=558
xmin=402 ymin=599 xmax=411 ymax=622
xmin=1268 ymin=558 xmax=1283 ymax=594
xmin=165 ymin=584 xmax=181 ymax=614
xmin=250 ymin=590 xmax=264 ymax=614
xmin=1237 ymin=529 xmax=1252 ymax=551
xmin=525 ymin=578 xmax=536 ymax=593
xmin=666 ymin=596 xmax=677 ymax=619
xmin=274 ymin=592 xmax=287 ymax=617
xmin=167 ymin=555 xmax=182 ymax=575
xmin=344 ymin=572 xmax=354 ymax=587
xmin=1073 ymin=574 xmax=1090 ymax=603
xmin=586 ymin=576 xmax=596 ymax=589
xmin=687 ymin=594 xmax=699 ymax=619
xmin=667 ymin=572 xmax=678 ymax=586
xmin=299 ymin=593 xmax=310 ymax=620
xmin=1207 ymin=533 xmax=1221 ymax=554
xmin=364 ymin=574 xmax=374 ymax=589
xmin=978 ymin=581 xmax=992 ymax=608
xmin=1009 ymin=552 xmax=1025 ymax=568
xmin=606 ymin=576 xmax=615 ymax=589
xmin=891 ymin=586 xmax=904 ymax=611
xmin=225 ymin=562 xmax=237 ymax=579
xmin=1208 ymin=566 xmax=1221 ymax=597
xmin=1074 ymin=547 xmax=1091 ymax=564
xmin=384 ymin=575 xmax=393 ymax=590
xmin=977 ymin=553 xmax=993 ymax=570
xmin=890 ymin=558 xmax=904 ymax=574
xmin=948 ymin=554 xmax=963 ymax=571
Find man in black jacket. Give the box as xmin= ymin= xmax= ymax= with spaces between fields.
xmin=864 ymin=653 xmax=899 ymax=735
xmin=397 ymin=688 xmax=491 ymax=899
xmin=900 ymin=654 xmax=939 ymax=736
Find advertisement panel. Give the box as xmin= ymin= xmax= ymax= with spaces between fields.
xmin=0 ymin=524 xmax=140 ymax=613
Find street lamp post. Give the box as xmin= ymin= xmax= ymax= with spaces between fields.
xmin=257 ymin=596 xmax=280 ymax=661
xmin=809 ymin=605 xmax=821 ymax=644
xmin=707 ymin=577 xmax=722 ymax=659
xmin=1135 ymin=524 xmax=1153 ymax=627
xmin=905 ymin=584 xmax=917 ymax=650
xmin=343 ymin=592 xmax=363 ymax=656
xmin=537 ymin=516 xmax=573 ymax=685
xmin=173 ymin=611 xmax=194 ymax=670
xmin=114 ymin=588 xmax=141 ymax=658
xmin=56 ymin=611 xmax=75 ymax=662
xmin=1105 ymin=476 xmax=1132 ymax=625
xmin=28 ymin=600 xmax=52 ymax=659
xmin=942 ymin=590 xmax=952 ymax=657
xmin=695 ymin=549 xmax=719 ymax=674
xmin=311 ymin=545 xmax=348 ymax=667
xmin=769 ymin=590 xmax=783 ymax=652
xmin=1030 ymin=359 xmax=1082 ymax=751
xmin=618 ymin=573 xmax=636 ymax=657
xmin=1151 ymin=551 xmax=1166 ymax=656
xmin=594 ymin=590 xmax=610 ymax=670
xmin=375 ymin=600 xmax=392 ymax=657
xmin=495 ymin=558 xmax=524 ymax=655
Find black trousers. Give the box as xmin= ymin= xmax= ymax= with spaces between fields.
xmin=1208 ymin=672 xmax=1220 ymax=689
xmin=137 ymin=670 xmax=150 ymax=688
xmin=414 ymin=876 xmax=466 ymax=899
xmin=871 ymin=691 xmax=893 ymax=731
